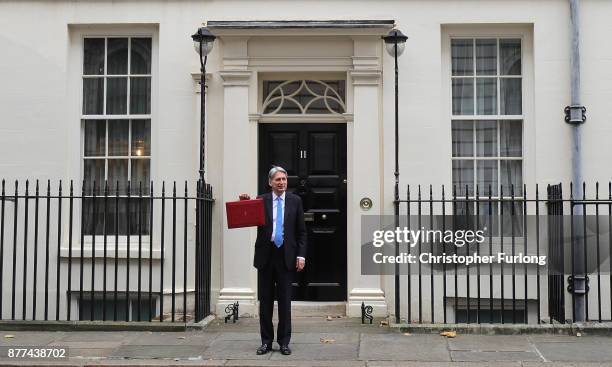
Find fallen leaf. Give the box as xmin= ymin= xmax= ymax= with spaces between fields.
xmin=320 ymin=338 xmax=336 ymax=344
xmin=379 ymin=320 xmax=388 ymax=326
xmin=326 ymin=316 xmax=333 ymax=321
xmin=403 ymin=332 xmax=411 ymax=336
xmin=440 ymin=331 xmax=457 ymax=338
xmin=576 ymin=332 xmax=582 ymax=337
xmin=4 ymin=335 xmax=14 ymax=339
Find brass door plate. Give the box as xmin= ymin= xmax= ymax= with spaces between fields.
xmin=360 ymin=197 xmax=373 ymax=210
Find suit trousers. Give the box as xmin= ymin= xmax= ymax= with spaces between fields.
xmin=257 ymin=242 xmax=293 ymax=346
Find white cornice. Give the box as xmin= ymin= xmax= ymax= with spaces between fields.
xmin=218 ymin=70 xmax=252 ymax=86
xmin=349 ymin=70 xmax=381 ymax=85
xmin=190 ymin=72 xmax=213 ymax=93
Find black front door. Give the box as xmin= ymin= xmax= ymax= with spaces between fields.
xmin=259 ymin=123 xmax=347 ymax=301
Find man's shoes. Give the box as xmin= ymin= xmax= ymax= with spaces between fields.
xmin=256 ymin=344 xmax=272 ymax=355
xmin=279 ymin=345 xmax=292 ymax=355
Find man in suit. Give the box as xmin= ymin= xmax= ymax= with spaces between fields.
xmin=239 ymin=166 xmax=307 ymax=356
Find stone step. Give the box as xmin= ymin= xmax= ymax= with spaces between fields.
xmin=290 ymin=301 xmax=346 ymax=317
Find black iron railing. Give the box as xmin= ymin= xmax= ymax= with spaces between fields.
xmin=0 ymin=179 xmax=213 ymax=323
xmin=394 ymin=183 xmax=612 ymax=324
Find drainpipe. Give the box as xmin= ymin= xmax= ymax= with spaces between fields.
xmin=567 ymin=0 xmax=587 ymax=322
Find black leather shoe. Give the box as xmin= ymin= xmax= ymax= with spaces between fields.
xmin=256 ymin=344 xmax=272 ymax=355
xmin=280 ymin=345 xmax=292 ymax=355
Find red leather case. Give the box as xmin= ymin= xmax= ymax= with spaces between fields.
xmin=226 ymin=199 xmax=266 ymax=229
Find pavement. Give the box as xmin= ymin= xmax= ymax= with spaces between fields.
xmin=1 ymin=316 xmax=612 ymax=366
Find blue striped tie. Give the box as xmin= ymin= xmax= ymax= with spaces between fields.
xmin=274 ymin=196 xmax=283 ymax=247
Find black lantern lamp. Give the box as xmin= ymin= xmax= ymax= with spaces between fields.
xmin=383 ymin=28 xmax=407 ymax=324
xmin=191 ymin=27 xmax=216 ymax=182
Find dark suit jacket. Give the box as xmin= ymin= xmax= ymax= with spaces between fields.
xmin=253 ymin=191 xmax=307 ymax=271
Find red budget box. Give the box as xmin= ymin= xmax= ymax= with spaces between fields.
xmin=225 ymin=199 xmax=266 ymax=229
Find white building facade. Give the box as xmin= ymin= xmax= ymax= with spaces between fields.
xmin=1 ymin=0 xmax=611 ymax=323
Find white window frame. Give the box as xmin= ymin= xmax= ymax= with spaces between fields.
xmin=450 ymin=36 xmax=524 ymax=199
xmin=66 ymin=25 xmax=159 ymax=258
xmin=442 ymin=25 xmax=535 ymax=243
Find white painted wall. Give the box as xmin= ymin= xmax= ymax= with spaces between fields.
xmin=1 ymin=0 xmax=611 ymax=322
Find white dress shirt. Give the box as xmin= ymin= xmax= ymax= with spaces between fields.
xmin=270 ymin=191 xmax=305 ymax=262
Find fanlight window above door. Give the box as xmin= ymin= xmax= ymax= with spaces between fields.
xmin=262 ymin=80 xmax=346 ymax=114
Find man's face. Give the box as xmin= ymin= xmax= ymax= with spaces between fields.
xmin=269 ymin=171 xmax=288 ymax=195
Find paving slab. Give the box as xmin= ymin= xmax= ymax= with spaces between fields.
xmin=268 ymin=343 xmax=358 ymax=361
xmin=534 ymin=341 xmax=612 ymax=362
xmin=213 ymin=332 xmax=261 ymax=342
xmin=447 ymin=335 xmax=533 ymax=351
xmin=123 ymin=331 xmax=216 ymax=346
xmin=49 ymin=340 xmax=123 ymax=349
xmin=57 ymin=331 xmax=138 ymax=343
xmin=450 ymin=350 xmax=542 ymax=362
xmin=67 ymin=347 xmax=117 ymax=358
xmin=523 ymin=363 xmax=612 ymax=367
xmin=529 ymin=334 xmax=612 ymax=343
xmin=179 ymin=332 xmax=220 ymax=346
xmin=359 ymin=334 xmax=451 ymax=361
xmin=110 ymin=345 xmax=206 ymax=359
xmin=0 ymin=331 xmax=64 ymax=346
xmin=225 ymin=360 xmax=364 ymax=366
xmin=290 ymin=332 xmax=359 ymax=344
xmin=368 ymin=363 xmax=522 ymax=367
xmin=202 ymin=340 xmax=272 ymax=360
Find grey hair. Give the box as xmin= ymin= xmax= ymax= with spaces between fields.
xmin=268 ymin=166 xmax=288 ymax=180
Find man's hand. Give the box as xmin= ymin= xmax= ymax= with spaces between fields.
xmin=296 ymin=258 xmax=305 ymax=272
xmin=238 ymin=193 xmax=251 ymax=200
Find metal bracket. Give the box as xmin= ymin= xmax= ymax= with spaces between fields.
xmin=224 ymin=301 xmax=239 ymax=323
xmin=567 ymin=275 xmax=590 ymax=294
xmin=361 ymin=302 xmax=373 ymax=324
xmin=564 ymin=105 xmax=586 ymax=124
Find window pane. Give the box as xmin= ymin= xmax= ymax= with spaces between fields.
xmin=105 ymin=197 xmax=128 ymax=234
xmin=84 ymin=120 xmax=106 ymax=156
xmin=106 ymin=77 xmax=127 ymax=114
xmin=130 ymin=77 xmax=151 ymax=114
xmin=478 ymin=202 xmax=499 ymax=236
xmin=129 ymin=198 xmax=151 ymax=235
xmin=452 ymin=78 xmax=474 ymax=115
xmin=131 ymin=38 xmax=152 ymax=74
xmin=452 ymin=160 xmax=474 ymax=196
xmin=83 ymin=38 xmax=105 ymax=75
xmin=451 ymin=39 xmax=473 ymax=76
xmin=452 ymin=120 xmax=473 ymax=157
xmin=83 ymin=78 xmax=104 ymax=114
xmin=107 ymin=38 xmax=128 ymax=75
xmin=477 ymin=160 xmax=498 ymax=196
xmin=84 ymin=159 xmax=105 ymax=193
xmin=475 ymin=120 xmax=497 ymax=157
xmin=108 ymin=119 xmax=129 ymax=156
xmin=476 ymin=78 xmax=497 ymax=115
xmin=500 ymin=78 xmax=522 ymax=115
xmin=500 ymin=39 xmax=521 ymax=75
xmin=131 ymin=120 xmax=151 ymax=156
xmin=501 ymin=202 xmax=524 ymax=236
xmin=501 ymin=160 xmax=523 ymax=196
xmin=130 ymin=159 xmax=150 ymax=194
xmin=500 ymin=120 xmax=522 ymax=157
xmin=83 ymin=197 xmax=105 ymax=235
xmin=476 ymin=39 xmax=497 ymax=76
xmin=108 ymin=159 xmax=128 ymax=194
